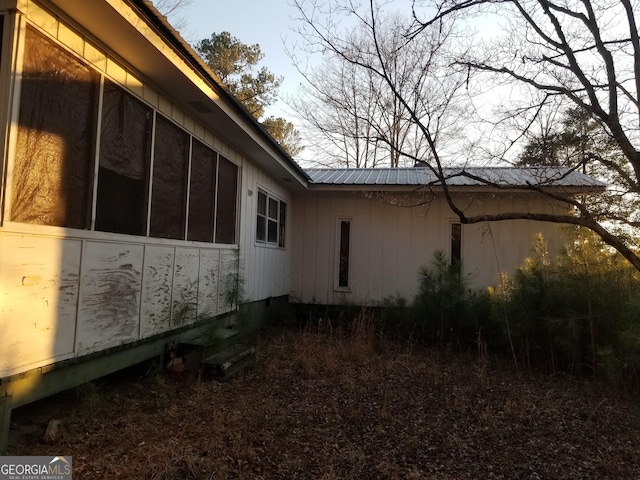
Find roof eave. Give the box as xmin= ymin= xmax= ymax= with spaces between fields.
xmin=306 ymin=184 xmax=606 ymax=195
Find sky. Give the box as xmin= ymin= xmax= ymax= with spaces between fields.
xmin=172 ymin=0 xmax=306 ymax=119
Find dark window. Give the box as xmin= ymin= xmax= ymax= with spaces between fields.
xmin=338 ymin=220 xmax=351 ymax=288
xmin=96 ymin=80 xmax=152 ymax=235
xmin=256 ymin=190 xmax=267 ymax=242
xmin=214 ymin=155 xmax=238 ymax=244
xmin=188 ymin=140 xmax=217 ymax=242
xmin=451 ymin=222 xmax=462 ymax=264
xmin=150 ymin=115 xmax=189 ymax=239
xmin=11 ymin=26 xmax=98 ymax=229
xmin=278 ymin=202 xmax=287 ymax=248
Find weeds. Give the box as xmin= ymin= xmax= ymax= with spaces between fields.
xmin=73 ymin=382 xmax=105 ymax=419
xmin=294 ymin=307 xmax=382 ymax=378
xmin=12 ymin=326 xmax=640 ymax=479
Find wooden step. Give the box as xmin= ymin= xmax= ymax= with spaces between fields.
xmin=201 ymin=344 xmax=256 ymax=379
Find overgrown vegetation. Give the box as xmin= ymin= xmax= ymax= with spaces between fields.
xmin=388 ymin=230 xmax=640 ymax=392
xmin=495 ymin=231 xmax=640 ymax=390
xmin=12 ymin=325 xmax=640 ymax=478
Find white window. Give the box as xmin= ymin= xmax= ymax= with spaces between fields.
xmin=256 ymin=189 xmax=286 ymax=247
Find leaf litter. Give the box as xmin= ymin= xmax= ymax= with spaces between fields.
xmin=9 ymin=327 xmax=640 ymax=479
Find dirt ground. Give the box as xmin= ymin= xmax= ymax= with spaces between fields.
xmin=8 ymin=327 xmax=640 ymax=479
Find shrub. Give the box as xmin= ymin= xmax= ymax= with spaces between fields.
xmin=494 ymin=229 xmax=640 ymax=385
xmin=409 ymin=251 xmax=492 ymax=350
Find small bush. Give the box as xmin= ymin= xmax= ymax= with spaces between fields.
xmin=408 ymin=251 xmax=492 ymax=350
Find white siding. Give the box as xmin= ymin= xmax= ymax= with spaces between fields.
xmin=0 ymin=3 xmax=291 ymax=378
xmin=239 ymin=160 xmax=293 ymax=302
xmin=140 ymin=245 xmax=175 ymax=337
xmin=0 ymin=234 xmax=239 ymax=377
xmin=291 ymin=191 xmax=568 ymax=305
xmin=0 ymin=233 xmax=80 ymax=376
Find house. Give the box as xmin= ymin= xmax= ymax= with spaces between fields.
xmin=291 ymin=167 xmax=603 ymax=305
xmin=0 ymin=0 xmax=602 ymax=451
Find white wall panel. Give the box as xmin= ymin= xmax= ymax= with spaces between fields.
xmin=239 ymin=160 xmax=293 ymax=302
xmin=140 ymin=245 xmax=174 ymax=337
xmin=218 ymin=249 xmax=238 ymax=315
xmin=172 ymin=248 xmax=200 ymax=327
xmin=198 ymin=248 xmax=220 ymax=318
xmin=0 ymin=234 xmax=80 ymax=377
xmin=76 ymin=241 xmax=143 ymax=354
xmin=291 ymin=191 xmax=569 ymax=305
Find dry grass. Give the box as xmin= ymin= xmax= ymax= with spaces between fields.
xmin=9 ymin=317 xmax=640 ymax=479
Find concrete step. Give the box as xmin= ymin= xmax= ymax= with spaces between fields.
xmin=201 ymin=344 xmax=256 ymax=379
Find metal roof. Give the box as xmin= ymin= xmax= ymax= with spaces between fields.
xmin=305 ymin=167 xmax=605 ymax=189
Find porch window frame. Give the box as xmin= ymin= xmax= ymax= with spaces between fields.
xmin=3 ymin=20 xmax=240 ymax=246
xmin=0 ymin=13 xmax=11 ymax=225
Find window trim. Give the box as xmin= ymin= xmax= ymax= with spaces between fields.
xmin=334 ymin=217 xmax=353 ymax=292
xmin=255 ymin=188 xmax=287 ymax=248
xmin=450 ymin=221 xmax=462 ymax=265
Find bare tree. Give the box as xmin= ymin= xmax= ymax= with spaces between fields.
xmin=152 ymin=0 xmax=193 ymax=32
xmin=292 ymin=56 xmax=394 ymax=167
xmin=292 ymin=0 xmax=640 ymax=272
xmin=290 ymin=4 xmax=469 ymax=168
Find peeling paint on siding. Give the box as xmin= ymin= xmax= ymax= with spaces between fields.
xmin=218 ymin=249 xmax=238 ymax=315
xmin=198 ymin=249 xmax=220 ymax=318
xmin=140 ymin=246 xmax=174 ymax=337
xmin=0 ymin=235 xmax=81 ymax=377
xmin=75 ymin=242 xmax=143 ymax=354
xmin=172 ymin=248 xmax=199 ymax=328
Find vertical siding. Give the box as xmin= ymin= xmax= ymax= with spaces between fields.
xmin=140 ymin=245 xmax=174 ymax=337
xmin=172 ymin=248 xmax=200 ymax=327
xmin=75 ymin=241 xmax=144 ymax=354
xmin=291 ymin=191 xmax=570 ymax=305
xmin=0 ymin=235 xmax=240 ymax=377
xmin=0 ymin=234 xmax=80 ymax=376
xmin=197 ymin=248 xmax=220 ymax=318
xmin=240 ymin=160 xmax=293 ymax=302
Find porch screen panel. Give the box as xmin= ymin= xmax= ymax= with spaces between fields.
xmin=214 ymin=155 xmax=238 ymax=244
xmin=96 ymin=80 xmax=152 ymax=235
xmin=0 ymin=17 xmax=3 ymax=66
xmin=11 ymin=26 xmax=98 ymax=228
xmin=150 ymin=115 xmax=189 ymax=239
xmin=188 ymin=139 xmax=217 ymax=242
